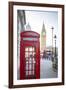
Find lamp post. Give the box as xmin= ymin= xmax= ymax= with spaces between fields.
xmin=54 ymin=35 xmax=57 ymax=58
xmin=53 ymin=35 xmax=58 ymax=70
xmin=51 ymin=26 xmax=54 ymax=61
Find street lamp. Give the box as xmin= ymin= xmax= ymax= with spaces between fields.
xmin=54 ymin=35 xmax=57 ymax=58
xmin=53 ymin=34 xmax=58 ymax=71
xmin=51 ymin=26 xmax=54 ymax=61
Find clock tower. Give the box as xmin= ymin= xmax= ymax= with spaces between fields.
xmin=41 ymin=23 xmax=46 ymax=52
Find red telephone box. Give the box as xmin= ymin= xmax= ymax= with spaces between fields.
xmin=20 ymin=31 xmax=40 ymax=80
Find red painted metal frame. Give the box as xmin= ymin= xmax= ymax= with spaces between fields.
xmin=20 ymin=31 xmax=40 ymax=80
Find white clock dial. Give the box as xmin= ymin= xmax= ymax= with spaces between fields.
xmin=43 ymin=32 xmax=45 ymax=35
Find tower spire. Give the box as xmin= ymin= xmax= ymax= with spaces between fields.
xmin=26 ymin=22 xmax=31 ymax=31
xmin=42 ymin=22 xmax=46 ymax=33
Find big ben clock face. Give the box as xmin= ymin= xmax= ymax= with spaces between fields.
xmin=43 ymin=32 xmax=45 ymax=36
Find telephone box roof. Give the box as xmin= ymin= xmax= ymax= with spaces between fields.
xmin=21 ymin=31 xmax=40 ymax=38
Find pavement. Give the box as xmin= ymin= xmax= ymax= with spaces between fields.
xmin=40 ymin=58 xmax=58 ymax=78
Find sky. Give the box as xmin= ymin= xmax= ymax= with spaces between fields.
xmin=25 ymin=10 xmax=58 ymax=47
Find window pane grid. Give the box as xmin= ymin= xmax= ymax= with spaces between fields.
xmin=25 ymin=46 xmax=36 ymax=77
xmin=28 ymin=47 xmax=29 ymax=77
xmin=25 ymin=68 xmax=35 ymax=71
